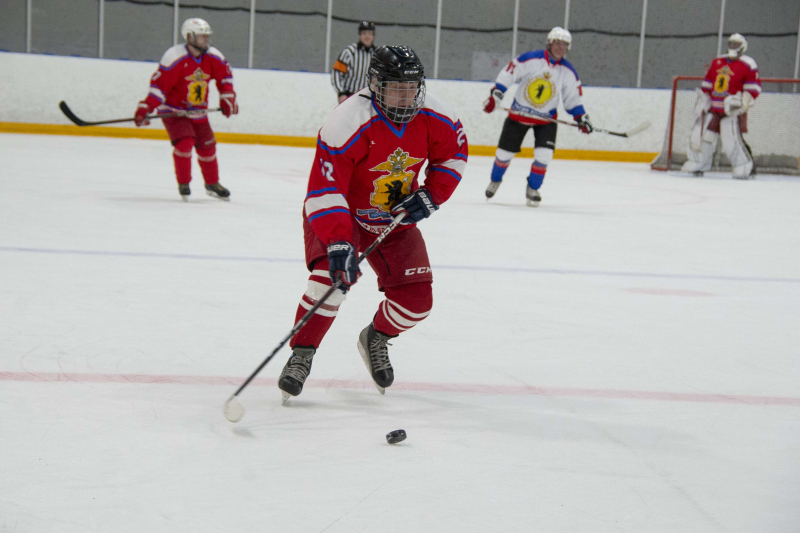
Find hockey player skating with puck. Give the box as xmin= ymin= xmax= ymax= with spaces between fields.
xmin=278 ymin=46 xmax=468 ymax=401
xmin=483 ymin=27 xmax=592 ymax=207
xmin=134 ymin=18 xmax=238 ymax=201
xmin=680 ymin=33 xmax=761 ymax=179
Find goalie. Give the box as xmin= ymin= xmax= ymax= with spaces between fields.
xmin=681 ymin=33 xmax=761 ymax=179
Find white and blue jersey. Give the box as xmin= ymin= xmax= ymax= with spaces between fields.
xmin=493 ymin=49 xmax=585 ymax=125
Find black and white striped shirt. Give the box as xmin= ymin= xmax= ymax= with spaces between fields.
xmin=331 ymin=42 xmax=374 ymax=96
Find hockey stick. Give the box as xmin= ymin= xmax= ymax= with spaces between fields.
xmin=59 ymin=101 xmax=222 ymax=127
xmin=223 ymin=211 xmax=407 ymax=423
xmin=502 ymin=108 xmax=651 ymax=138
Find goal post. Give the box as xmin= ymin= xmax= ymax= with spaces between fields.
xmin=651 ymin=76 xmax=800 ymax=175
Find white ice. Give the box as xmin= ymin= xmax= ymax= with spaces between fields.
xmin=1 ymin=134 xmax=799 ymax=532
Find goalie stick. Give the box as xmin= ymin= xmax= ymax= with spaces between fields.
xmin=503 ymin=108 xmax=651 ymax=138
xmin=222 ymin=211 xmax=407 ymax=423
xmin=59 ymin=101 xmax=222 ymax=127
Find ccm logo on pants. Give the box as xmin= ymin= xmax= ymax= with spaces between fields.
xmin=405 ymin=267 xmax=431 ymax=275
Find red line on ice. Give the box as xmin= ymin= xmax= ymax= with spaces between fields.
xmin=2 ymin=371 xmax=799 ymax=407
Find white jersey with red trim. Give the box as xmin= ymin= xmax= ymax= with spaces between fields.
xmin=303 ymin=88 xmax=468 ymax=245
xmin=493 ymin=49 xmax=586 ymax=125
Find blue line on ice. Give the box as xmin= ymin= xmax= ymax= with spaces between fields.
xmin=2 ymin=245 xmax=798 ymax=284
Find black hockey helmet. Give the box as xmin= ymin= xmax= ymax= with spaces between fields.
xmin=358 ymin=21 xmax=375 ymax=33
xmin=368 ymin=45 xmax=426 ymax=124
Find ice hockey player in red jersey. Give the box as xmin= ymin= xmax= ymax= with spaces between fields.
xmin=681 ymin=33 xmax=761 ymax=179
xmin=134 ymin=18 xmax=238 ymax=201
xmin=277 ymin=46 xmax=468 ymax=402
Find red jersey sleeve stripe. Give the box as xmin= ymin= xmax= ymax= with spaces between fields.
xmin=308 ymin=208 xmax=351 ymax=222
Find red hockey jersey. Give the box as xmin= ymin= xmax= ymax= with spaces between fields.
xmin=304 ymin=89 xmax=468 ymax=245
xmin=701 ymin=55 xmax=761 ymax=114
xmin=144 ymin=44 xmax=233 ymax=117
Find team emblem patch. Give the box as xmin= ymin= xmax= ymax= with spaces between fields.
xmin=185 ymin=68 xmax=211 ymax=106
xmin=524 ymin=72 xmax=555 ymax=108
xmin=369 ymin=148 xmax=424 ymax=212
xmin=713 ymin=65 xmax=733 ymax=96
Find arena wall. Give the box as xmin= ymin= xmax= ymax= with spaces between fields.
xmin=0 ymin=52 xmax=668 ymax=161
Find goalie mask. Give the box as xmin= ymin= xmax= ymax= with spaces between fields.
xmin=181 ymin=18 xmax=213 ymax=53
xmin=727 ymin=33 xmax=747 ymax=60
xmin=369 ymin=45 xmax=426 ymax=124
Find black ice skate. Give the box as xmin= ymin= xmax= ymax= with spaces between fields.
xmin=526 ymin=186 xmax=541 ymax=207
xmin=278 ymin=346 xmax=315 ymax=404
xmin=485 ymin=180 xmax=501 ymax=199
xmin=179 ymin=183 xmax=190 ymax=202
xmin=357 ymin=323 xmax=396 ymax=394
xmin=205 ymin=182 xmax=230 ymax=201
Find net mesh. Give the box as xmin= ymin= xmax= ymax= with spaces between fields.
xmin=651 ymin=77 xmax=800 ymax=175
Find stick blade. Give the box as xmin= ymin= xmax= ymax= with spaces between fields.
xmin=223 ymin=397 xmax=246 ymax=423
xmin=625 ymin=120 xmax=652 ymax=137
xmin=59 ymin=101 xmax=87 ymax=126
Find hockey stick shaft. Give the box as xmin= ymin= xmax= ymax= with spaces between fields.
xmin=225 ymin=212 xmax=407 ymax=402
xmin=59 ymin=101 xmax=221 ymax=126
xmin=502 ymin=108 xmax=650 ymax=138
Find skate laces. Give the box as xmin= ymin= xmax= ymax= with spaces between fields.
xmin=284 ymin=352 xmax=313 ymax=382
xmin=369 ymin=334 xmax=393 ymax=372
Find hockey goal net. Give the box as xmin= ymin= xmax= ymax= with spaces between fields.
xmin=651 ymin=76 xmax=800 ymax=175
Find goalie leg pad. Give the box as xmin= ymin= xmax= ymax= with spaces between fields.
xmin=682 ymin=115 xmax=718 ymax=173
xmin=720 ymin=116 xmax=753 ymax=178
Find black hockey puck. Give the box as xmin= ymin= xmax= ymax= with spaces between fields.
xmin=386 ymin=429 xmax=407 ymax=444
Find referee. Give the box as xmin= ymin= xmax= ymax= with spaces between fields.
xmin=331 ymin=21 xmax=376 ymax=104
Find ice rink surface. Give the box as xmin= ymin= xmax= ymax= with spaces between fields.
xmin=1 ymin=133 xmax=799 ymax=532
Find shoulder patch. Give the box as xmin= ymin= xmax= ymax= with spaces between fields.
xmin=738 ymin=55 xmax=758 ymax=71
xmin=160 ymin=44 xmax=189 ymax=68
xmin=558 ymin=57 xmax=580 ymax=80
xmin=517 ymin=49 xmax=546 ymax=63
xmin=319 ymin=89 xmax=375 ymax=148
xmin=420 ymin=93 xmax=460 ymax=127
xmin=206 ymin=46 xmax=227 ymax=62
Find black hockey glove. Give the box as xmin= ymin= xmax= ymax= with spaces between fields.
xmin=391 ymin=188 xmax=439 ymax=225
xmin=576 ymin=114 xmax=593 ymax=134
xmin=327 ymin=241 xmax=360 ymax=293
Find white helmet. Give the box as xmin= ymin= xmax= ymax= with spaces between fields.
xmin=727 ymin=33 xmax=747 ymax=59
xmin=547 ymin=27 xmax=572 ymax=50
xmin=181 ymin=18 xmax=213 ymax=43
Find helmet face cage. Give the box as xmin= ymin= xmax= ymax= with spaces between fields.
xmin=368 ymin=46 xmax=426 ymax=124
xmin=371 ymin=78 xmax=426 ymax=124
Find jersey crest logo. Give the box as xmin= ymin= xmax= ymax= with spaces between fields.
xmin=713 ymin=65 xmax=733 ymax=96
xmin=369 ymin=148 xmax=424 ymax=212
xmin=185 ymin=68 xmax=211 ymax=106
xmin=524 ymin=73 xmax=555 ymax=108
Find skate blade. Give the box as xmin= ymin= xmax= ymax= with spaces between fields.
xmin=205 ymin=190 xmax=231 ymax=201
xmin=526 ymin=199 xmax=540 ymax=207
xmin=357 ymin=340 xmax=386 ymax=395
xmin=281 ymin=391 xmax=291 ymax=405
xmin=180 ymin=196 xmax=189 ymax=202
